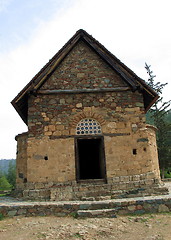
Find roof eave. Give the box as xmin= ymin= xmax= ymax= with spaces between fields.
xmin=144 ymin=95 xmax=159 ymax=113
xmin=11 ymin=29 xmax=159 ymax=122
xmin=11 ymin=99 xmax=28 ymax=125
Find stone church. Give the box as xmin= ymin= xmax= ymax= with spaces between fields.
xmin=12 ymin=29 xmax=166 ymax=200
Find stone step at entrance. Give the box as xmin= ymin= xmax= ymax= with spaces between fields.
xmin=21 ymin=183 xmax=168 ymax=201
xmin=21 ymin=178 xmax=169 ymax=201
xmin=81 ymin=196 xmax=112 ymax=201
xmin=0 ymin=191 xmax=171 ymax=218
xmin=76 ymin=186 xmax=169 ymax=201
xmin=77 ymin=179 xmax=106 ymax=185
xmin=71 ymin=179 xmax=169 ymax=201
xmin=77 ymin=208 xmax=117 ymax=218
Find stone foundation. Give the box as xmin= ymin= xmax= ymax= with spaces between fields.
xmin=1 ymin=195 xmax=171 ymax=218
xmin=15 ymin=172 xmax=168 ymax=201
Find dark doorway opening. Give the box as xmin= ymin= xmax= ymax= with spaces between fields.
xmin=75 ymin=137 xmax=106 ymax=181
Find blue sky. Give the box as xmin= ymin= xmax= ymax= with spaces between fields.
xmin=0 ymin=0 xmax=171 ymax=158
xmin=0 ymin=0 xmax=73 ymax=53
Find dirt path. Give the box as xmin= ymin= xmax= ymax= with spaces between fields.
xmin=0 ymin=214 xmax=171 ymax=240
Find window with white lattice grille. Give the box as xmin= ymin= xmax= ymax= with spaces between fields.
xmin=76 ymin=118 xmax=102 ymax=135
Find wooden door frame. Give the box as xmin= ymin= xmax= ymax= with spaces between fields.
xmin=74 ymin=135 xmax=107 ymax=183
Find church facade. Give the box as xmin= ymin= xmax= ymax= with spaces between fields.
xmin=12 ymin=30 xmax=166 ymax=200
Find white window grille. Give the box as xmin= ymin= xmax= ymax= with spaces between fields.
xmin=76 ymin=118 xmax=102 ymax=135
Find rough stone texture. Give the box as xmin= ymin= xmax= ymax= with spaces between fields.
xmin=0 ymin=195 xmax=171 ymax=218
xmin=16 ymin=132 xmax=28 ymax=185
xmin=15 ymin=40 xmax=164 ymax=200
xmin=41 ymin=41 xmax=128 ymax=91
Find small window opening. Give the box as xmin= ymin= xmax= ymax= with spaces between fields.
xmin=23 ymin=178 xmax=27 ymax=183
xmin=133 ymin=149 xmax=137 ymax=155
xmin=76 ymin=118 xmax=102 ymax=135
xmin=44 ymin=155 xmax=48 ymax=160
xmin=19 ymin=172 xmax=24 ymax=178
xmin=143 ymin=147 xmax=147 ymax=152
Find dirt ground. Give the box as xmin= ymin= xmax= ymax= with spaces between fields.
xmin=0 ymin=214 xmax=171 ymax=240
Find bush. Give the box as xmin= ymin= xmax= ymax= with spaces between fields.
xmin=0 ymin=176 xmax=12 ymax=191
xmin=164 ymin=169 xmax=171 ymax=178
xmin=6 ymin=162 xmax=16 ymax=189
xmin=0 ymin=213 xmax=4 ymax=221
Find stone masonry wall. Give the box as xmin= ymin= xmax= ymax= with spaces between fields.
xmin=15 ymin=39 xmax=162 ymax=199
xmin=145 ymin=125 xmax=160 ymax=177
xmin=41 ymin=41 xmax=128 ymax=90
xmin=16 ymin=132 xmax=28 ymax=186
xmin=19 ymin=112 xmax=160 ymax=191
xmin=1 ymin=195 xmax=171 ymax=218
xmin=28 ymin=40 xmax=145 ymax=139
xmin=28 ymin=91 xmax=144 ymax=137
xmin=26 ymin=137 xmax=75 ymax=183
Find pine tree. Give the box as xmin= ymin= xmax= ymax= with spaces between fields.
xmin=145 ymin=63 xmax=171 ymax=178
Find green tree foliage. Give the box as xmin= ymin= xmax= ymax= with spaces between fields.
xmin=165 ymin=110 xmax=171 ymax=122
xmin=0 ymin=175 xmax=12 ymax=191
xmin=0 ymin=168 xmax=3 ymax=178
xmin=6 ymin=162 xmax=16 ymax=189
xmin=145 ymin=63 xmax=171 ymax=178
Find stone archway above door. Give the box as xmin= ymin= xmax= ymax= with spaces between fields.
xmin=71 ymin=110 xmax=106 ymax=128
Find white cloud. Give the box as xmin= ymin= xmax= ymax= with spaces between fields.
xmin=0 ymin=0 xmax=12 ymax=12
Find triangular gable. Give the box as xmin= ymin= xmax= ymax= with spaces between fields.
xmin=39 ymin=40 xmax=129 ymax=91
xmin=11 ymin=29 xmax=158 ymax=124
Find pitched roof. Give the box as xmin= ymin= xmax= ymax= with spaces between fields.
xmin=11 ymin=29 xmax=159 ymax=124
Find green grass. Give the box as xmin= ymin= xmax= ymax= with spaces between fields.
xmin=70 ymin=212 xmax=79 ymax=219
xmin=164 ymin=171 xmax=171 ymax=178
xmin=161 ymin=169 xmax=171 ymax=178
xmin=0 ymin=191 xmax=11 ymax=197
xmin=73 ymin=232 xmax=82 ymax=238
xmin=0 ymin=213 xmax=4 ymax=221
xmin=0 ymin=193 xmax=6 ymax=197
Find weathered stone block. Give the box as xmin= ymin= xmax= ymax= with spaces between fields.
xmin=128 ymin=205 xmax=136 ymax=211
xmin=146 ymin=172 xmax=155 ymax=179
xmin=49 ymin=125 xmax=56 ymax=131
xmin=77 ymin=73 xmax=85 ymax=78
xmin=35 ymin=182 xmax=45 ymax=189
xmin=8 ymin=210 xmax=17 ymax=217
xmin=28 ymin=190 xmax=40 ymax=197
xmin=135 ymin=102 xmax=144 ymax=107
xmin=56 ymin=125 xmax=64 ymax=130
xmin=132 ymin=175 xmax=140 ymax=181
xmin=44 ymin=131 xmax=52 ymax=136
xmin=120 ymin=176 xmax=130 ymax=182
xmin=60 ymin=99 xmax=65 ymax=104
xmin=76 ymin=103 xmax=82 ymax=108
xmin=17 ymin=208 xmax=27 ymax=215
xmin=158 ymin=204 xmax=169 ymax=213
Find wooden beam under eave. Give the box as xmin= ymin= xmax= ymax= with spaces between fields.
xmin=37 ymin=87 xmax=130 ymax=95
xmin=145 ymin=95 xmax=159 ymax=113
